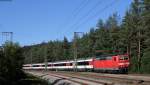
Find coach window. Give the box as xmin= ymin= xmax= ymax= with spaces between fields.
xmin=54 ymin=63 xmax=66 ymax=66
xmin=62 ymin=63 xmax=66 ymax=66
xmin=77 ymin=61 xmax=89 ymax=65
xmin=55 ymin=64 xmax=58 ymax=66
xmin=70 ymin=63 xmax=73 ymax=66
xmin=48 ymin=64 xmax=51 ymax=67
xmin=42 ymin=65 xmax=45 ymax=67
xmin=24 ymin=65 xmax=29 ymax=67
xmin=66 ymin=63 xmax=72 ymax=66
xmin=33 ymin=65 xmax=39 ymax=67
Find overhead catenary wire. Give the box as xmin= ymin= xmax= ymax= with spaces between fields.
xmin=58 ymin=0 xmax=90 ymax=38
xmin=72 ymin=0 xmax=90 ymax=18
xmin=72 ymin=0 xmax=119 ymax=32
xmin=65 ymin=0 xmax=103 ymax=35
xmin=66 ymin=0 xmax=119 ymax=36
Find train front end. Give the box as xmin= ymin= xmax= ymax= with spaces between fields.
xmin=117 ymin=54 xmax=130 ymax=73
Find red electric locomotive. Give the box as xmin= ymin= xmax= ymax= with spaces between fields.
xmin=93 ymin=54 xmax=129 ymax=73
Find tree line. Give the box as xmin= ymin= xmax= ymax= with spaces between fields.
xmin=0 ymin=42 xmax=25 ymax=85
xmin=23 ymin=0 xmax=150 ymax=73
xmin=0 ymin=42 xmax=49 ymax=85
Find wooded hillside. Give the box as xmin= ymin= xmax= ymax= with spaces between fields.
xmin=22 ymin=0 xmax=150 ymax=73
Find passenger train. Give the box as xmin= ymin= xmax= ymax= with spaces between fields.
xmin=23 ymin=54 xmax=130 ymax=73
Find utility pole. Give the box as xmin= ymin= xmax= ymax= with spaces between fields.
xmin=1 ymin=32 xmax=13 ymax=44
xmin=1 ymin=32 xmax=13 ymax=66
xmin=138 ymin=28 xmax=141 ymax=73
xmin=30 ymin=48 xmax=33 ymax=66
xmin=44 ymin=45 xmax=48 ymax=71
xmin=73 ymin=32 xmax=77 ymax=72
xmin=30 ymin=43 xmax=35 ymax=66
xmin=73 ymin=32 xmax=84 ymax=72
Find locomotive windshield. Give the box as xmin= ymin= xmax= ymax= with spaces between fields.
xmin=119 ymin=56 xmax=129 ymax=60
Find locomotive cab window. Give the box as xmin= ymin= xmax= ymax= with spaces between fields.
xmin=124 ymin=56 xmax=129 ymax=60
xmin=120 ymin=56 xmax=129 ymax=60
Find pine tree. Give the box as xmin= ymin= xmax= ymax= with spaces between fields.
xmin=0 ymin=42 xmax=24 ymax=84
xmin=122 ymin=0 xmax=144 ymax=72
xmin=63 ymin=37 xmax=70 ymax=60
xmin=141 ymin=0 xmax=150 ymax=73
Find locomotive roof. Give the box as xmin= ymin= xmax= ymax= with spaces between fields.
xmin=96 ymin=54 xmax=114 ymax=57
xmin=95 ymin=54 xmax=128 ymax=58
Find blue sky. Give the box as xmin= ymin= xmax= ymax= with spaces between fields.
xmin=0 ymin=0 xmax=132 ymax=46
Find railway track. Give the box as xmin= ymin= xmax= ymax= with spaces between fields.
xmin=49 ymin=73 xmax=113 ymax=85
xmin=28 ymin=71 xmax=111 ymax=85
xmin=79 ymin=73 xmax=146 ymax=83
xmin=48 ymin=71 xmax=150 ymax=85
xmin=27 ymin=71 xmax=150 ymax=85
xmin=85 ymin=72 xmax=150 ymax=83
xmin=47 ymin=74 xmax=88 ymax=85
xmin=79 ymin=72 xmax=150 ymax=84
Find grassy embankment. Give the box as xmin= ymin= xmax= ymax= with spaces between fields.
xmin=18 ymin=73 xmax=50 ymax=85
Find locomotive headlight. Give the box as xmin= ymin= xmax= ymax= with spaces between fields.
xmin=119 ymin=63 xmax=125 ymax=65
